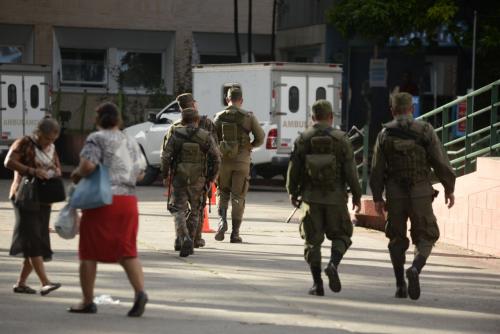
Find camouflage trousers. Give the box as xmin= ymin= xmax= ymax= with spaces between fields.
xmin=217 ymin=162 xmax=250 ymax=222
xmin=171 ymin=178 xmax=205 ymax=239
xmin=300 ymin=202 xmax=353 ymax=268
xmin=385 ymin=195 xmax=440 ymax=260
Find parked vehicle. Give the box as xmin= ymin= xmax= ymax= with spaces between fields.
xmin=192 ymin=62 xmax=343 ymax=179
xmin=0 ymin=64 xmax=51 ymax=177
xmin=124 ymin=62 xmax=343 ymax=185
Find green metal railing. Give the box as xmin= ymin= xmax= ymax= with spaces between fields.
xmin=348 ymin=125 xmax=369 ymax=194
xmin=416 ymin=79 xmax=500 ymax=175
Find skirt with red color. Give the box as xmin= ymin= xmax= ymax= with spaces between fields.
xmin=79 ymin=195 xmax=139 ymax=262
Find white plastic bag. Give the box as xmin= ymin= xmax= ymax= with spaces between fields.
xmin=55 ymin=203 xmax=80 ymax=239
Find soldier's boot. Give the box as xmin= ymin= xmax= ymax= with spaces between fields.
xmin=194 ymin=238 xmax=205 ymax=248
xmin=230 ymin=219 xmax=243 ymax=243
xmin=214 ymin=208 xmax=228 ymax=241
xmin=179 ymin=235 xmax=193 ymax=258
xmin=324 ymin=250 xmax=343 ymax=293
xmin=389 ymin=249 xmax=407 ymax=298
xmin=308 ymin=266 xmax=324 ymax=296
xmin=174 ymin=236 xmax=181 ymax=251
xmin=406 ymin=254 xmax=427 ymax=300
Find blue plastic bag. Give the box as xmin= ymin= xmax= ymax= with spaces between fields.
xmin=70 ymin=164 xmax=112 ymax=209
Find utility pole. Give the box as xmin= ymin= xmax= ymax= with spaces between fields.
xmin=234 ymin=0 xmax=241 ymax=62
xmin=248 ymin=0 xmax=253 ymax=62
xmin=471 ymin=10 xmax=477 ymax=90
xmin=271 ymin=0 xmax=277 ymax=61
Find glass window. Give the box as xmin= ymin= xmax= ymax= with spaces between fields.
xmin=289 ymin=86 xmax=299 ymax=113
xmin=222 ymin=83 xmax=241 ymax=106
xmin=0 ymin=46 xmax=23 ymax=63
xmin=7 ymin=84 xmax=16 ymax=108
xmin=316 ymin=87 xmax=326 ymax=100
xmin=60 ymin=48 xmax=107 ymax=86
xmin=117 ymin=51 xmax=162 ymax=89
xmin=30 ymin=85 xmax=39 ymax=108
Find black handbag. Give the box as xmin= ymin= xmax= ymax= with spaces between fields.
xmin=14 ymin=176 xmax=40 ymax=211
xmin=36 ymin=177 xmax=66 ymax=204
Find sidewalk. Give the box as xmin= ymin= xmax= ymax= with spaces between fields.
xmin=0 ymin=181 xmax=499 ymax=333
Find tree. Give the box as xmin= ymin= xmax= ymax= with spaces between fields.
xmin=234 ymin=0 xmax=241 ymax=62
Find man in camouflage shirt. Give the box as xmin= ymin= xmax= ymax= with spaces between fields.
xmin=160 ymin=107 xmax=220 ymax=257
xmin=370 ymin=92 xmax=456 ymax=300
xmin=287 ymin=100 xmax=361 ymax=296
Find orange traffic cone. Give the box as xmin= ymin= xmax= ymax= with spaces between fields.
xmin=202 ymin=206 xmax=215 ymax=233
xmin=210 ymin=183 xmax=217 ymax=205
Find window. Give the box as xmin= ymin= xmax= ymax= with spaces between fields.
xmin=117 ymin=51 xmax=162 ymax=89
xmin=289 ymin=86 xmax=299 ymax=113
xmin=30 ymin=85 xmax=39 ymax=108
xmin=60 ymin=48 xmax=107 ymax=86
xmin=316 ymin=87 xmax=326 ymax=100
xmin=222 ymin=83 xmax=241 ymax=106
xmin=7 ymin=84 xmax=16 ymax=108
xmin=0 ymin=46 xmax=23 ymax=63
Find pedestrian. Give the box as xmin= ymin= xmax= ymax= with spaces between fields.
xmin=213 ymin=86 xmax=264 ymax=243
xmin=286 ymin=100 xmax=361 ymax=296
xmin=370 ymin=92 xmax=456 ymax=300
xmin=161 ymin=107 xmax=220 ymax=257
xmin=165 ymin=93 xmax=219 ymax=250
xmin=4 ymin=116 xmax=62 ymax=296
xmin=68 ymin=102 xmax=148 ymax=316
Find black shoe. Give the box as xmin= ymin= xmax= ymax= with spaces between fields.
xmin=214 ymin=227 xmax=226 ymax=241
xmin=324 ymin=262 xmax=341 ymax=293
xmin=406 ymin=267 xmax=420 ymax=300
xmin=40 ymin=282 xmax=61 ymax=296
xmin=308 ymin=283 xmax=324 ymax=296
xmin=68 ymin=302 xmax=97 ymax=314
xmin=179 ymin=237 xmax=193 ymax=257
xmin=127 ymin=291 xmax=148 ymax=317
xmin=395 ymin=284 xmax=408 ymax=298
xmin=194 ymin=238 xmax=205 ymax=248
xmin=174 ymin=237 xmax=181 ymax=251
xmin=13 ymin=285 xmax=37 ymax=294
xmin=230 ymin=234 xmax=242 ymax=243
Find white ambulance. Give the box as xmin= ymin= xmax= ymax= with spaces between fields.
xmin=0 ymin=64 xmax=51 ymax=176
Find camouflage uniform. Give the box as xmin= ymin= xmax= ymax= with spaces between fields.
xmin=160 ymin=110 xmax=220 ymax=257
xmin=370 ymin=112 xmax=455 ymax=298
xmin=287 ymin=109 xmax=361 ymax=295
xmin=170 ymin=114 xmax=218 ymax=247
xmin=213 ymin=97 xmax=264 ymax=243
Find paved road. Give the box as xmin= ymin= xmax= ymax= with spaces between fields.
xmin=0 ymin=180 xmax=499 ymax=334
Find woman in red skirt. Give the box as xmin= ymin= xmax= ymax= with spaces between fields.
xmin=69 ymin=102 xmax=148 ymax=317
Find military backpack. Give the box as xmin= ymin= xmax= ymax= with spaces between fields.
xmin=173 ymin=127 xmax=210 ymax=185
xmin=217 ymin=109 xmax=250 ymax=159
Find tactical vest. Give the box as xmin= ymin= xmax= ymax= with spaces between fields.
xmin=217 ymin=109 xmax=251 ymax=159
xmin=382 ymin=125 xmax=430 ymax=188
xmin=302 ymin=127 xmax=343 ymax=191
xmin=173 ymin=127 xmax=210 ymax=185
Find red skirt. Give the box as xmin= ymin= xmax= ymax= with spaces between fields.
xmin=79 ymin=195 xmax=139 ymax=262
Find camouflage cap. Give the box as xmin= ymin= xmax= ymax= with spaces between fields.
xmin=311 ymin=99 xmax=333 ymax=120
xmin=181 ymin=107 xmax=198 ymax=120
xmin=176 ymin=93 xmax=195 ymax=109
xmin=227 ymin=86 xmax=243 ymax=100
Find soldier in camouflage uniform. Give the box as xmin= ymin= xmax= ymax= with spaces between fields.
xmin=213 ymin=87 xmax=265 ymax=243
xmin=167 ymin=93 xmax=219 ymax=250
xmin=160 ymin=107 xmax=221 ymax=257
xmin=287 ymin=100 xmax=361 ymax=296
xmin=370 ymin=92 xmax=456 ymax=300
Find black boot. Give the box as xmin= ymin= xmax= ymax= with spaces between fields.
xmin=179 ymin=235 xmax=193 ymax=257
xmin=230 ymin=219 xmax=243 ymax=243
xmin=174 ymin=236 xmax=181 ymax=251
xmin=214 ymin=208 xmax=228 ymax=241
xmin=324 ymin=250 xmax=343 ymax=293
xmin=308 ymin=266 xmax=324 ymax=296
xmin=406 ymin=255 xmax=427 ymax=300
xmin=389 ymin=249 xmax=407 ymax=298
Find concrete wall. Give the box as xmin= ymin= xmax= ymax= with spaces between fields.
xmin=432 ymin=157 xmax=500 ymax=256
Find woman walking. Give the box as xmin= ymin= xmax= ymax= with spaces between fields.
xmin=4 ymin=116 xmax=62 ymax=296
xmin=68 ymin=102 xmax=148 ymax=317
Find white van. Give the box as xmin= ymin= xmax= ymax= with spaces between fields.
xmin=0 ymin=64 xmax=51 ymax=176
xmin=192 ymin=62 xmax=343 ymax=179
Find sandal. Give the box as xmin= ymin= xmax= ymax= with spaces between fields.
xmin=13 ymin=285 xmax=37 ymax=294
xmin=40 ymin=282 xmax=61 ymax=296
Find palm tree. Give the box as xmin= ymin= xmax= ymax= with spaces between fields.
xmin=234 ymin=0 xmax=241 ymax=62
xmin=271 ymin=0 xmax=277 ymax=60
xmin=248 ymin=0 xmax=253 ymax=62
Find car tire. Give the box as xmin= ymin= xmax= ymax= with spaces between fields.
xmin=137 ymin=165 xmax=160 ymax=186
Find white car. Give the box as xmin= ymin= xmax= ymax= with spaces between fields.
xmin=124 ymin=101 xmax=287 ymax=185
